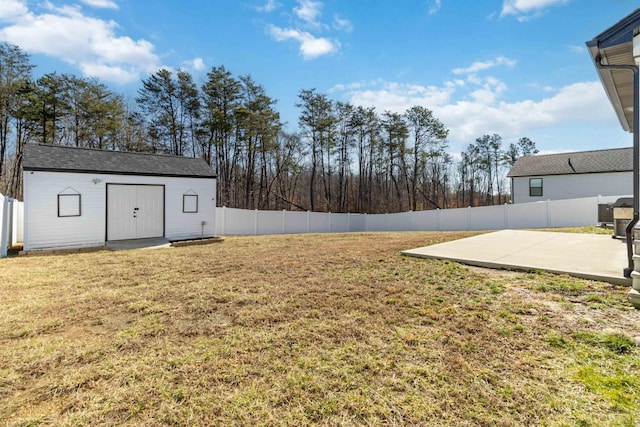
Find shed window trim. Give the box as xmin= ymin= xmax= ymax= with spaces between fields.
xmin=58 ymin=194 xmax=82 ymax=217
xmin=183 ymin=194 xmax=198 ymax=213
xmin=529 ymin=178 xmax=543 ymax=197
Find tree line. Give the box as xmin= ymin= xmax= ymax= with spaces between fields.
xmin=0 ymin=42 xmax=537 ymax=212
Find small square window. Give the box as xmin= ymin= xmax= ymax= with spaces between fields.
xmin=183 ymin=194 xmax=198 ymax=213
xmin=529 ymin=178 xmax=543 ymax=197
xmin=58 ymin=194 xmax=81 ymax=217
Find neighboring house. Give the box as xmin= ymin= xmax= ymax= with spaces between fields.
xmin=22 ymin=144 xmax=217 ymax=252
xmin=507 ymin=147 xmax=632 ymax=204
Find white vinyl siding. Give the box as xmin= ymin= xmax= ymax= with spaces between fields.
xmin=512 ymin=172 xmax=632 ymax=204
xmin=24 ymin=171 xmax=216 ymax=251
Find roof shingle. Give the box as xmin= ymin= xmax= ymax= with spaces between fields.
xmin=507 ymin=147 xmax=632 ymax=177
xmin=23 ymin=144 xmax=216 ymax=178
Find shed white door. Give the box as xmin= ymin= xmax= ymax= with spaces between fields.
xmin=107 ymin=184 xmax=164 ymax=240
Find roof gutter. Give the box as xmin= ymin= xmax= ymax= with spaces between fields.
xmin=595 ymin=56 xmax=639 ymax=277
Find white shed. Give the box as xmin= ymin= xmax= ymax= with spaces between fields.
xmin=507 ymin=147 xmax=632 ymax=204
xmin=23 ymin=144 xmax=217 ymax=252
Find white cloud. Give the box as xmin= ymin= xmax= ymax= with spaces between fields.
xmin=79 ymin=62 xmax=138 ymax=83
xmin=334 ymin=78 xmax=616 ymax=147
xmin=191 ymin=57 xmax=205 ymax=71
xmin=333 ymin=14 xmax=352 ymax=33
xmin=567 ymin=45 xmax=584 ymax=54
xmin=453 ymin=56 xmax=516 ymax=75
xmin=256 ymin=0 xmax=281 ymax=13
xmin=182 ymin=57 xmax=206 ymax=72
xmin=344 ymin=81 xmax=455 ymax=113
xmin=501 ymin=0 xmax=569 ymax=20
xmin=428 ymin=0 xmax=441 ymax=15
xmin=268 ymin=25 xmax=338 ymax=59
xmin=264 ymin=0 xmax=348 ymax=60
xmin=80 ymin=0 xmax=118 ymax=10
xmin=0 ymin=2 xmax=162 ymax=83
xmin=0 ymin=0 xmax=27 ymax=21
xmin=294 ymin=0 xmax=323 ymax=27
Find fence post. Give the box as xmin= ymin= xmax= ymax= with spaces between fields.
xmin=347 ymin=212 xmax=350 ymax=232
xmin=1 ymin=195 xmax=8 ymax=258
xmin=254 ymin=209 xmax=259 ymax=235
xmin=11 ymin=200 xmax=18 ymax=246
xmin=282 ymin=209 xmax=286 ymax=234
xmin=328 ymin=212 xmax=332 ymax=233
xmin=504 ymin=203 xmax=509 ymax=230
xmin=222 ymin=206 xmax=227 ymax=236
xmin=307 ymin=211 xmax=310 ymax=234
xmin=436 ymin=208 xmax=440 ymax=231
xmin=546 ymin=199 xmax=551 ymax=228
xmin=467 ymin=206 xmax=471 ymax=231
xmin=7 ymin=199 xmax=13 ymax=248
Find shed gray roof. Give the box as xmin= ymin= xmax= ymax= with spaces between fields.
xmin=507 ymin=147 xmax=632 ymax=177
xmin=23 ymin=144 xmax=216 ymax=178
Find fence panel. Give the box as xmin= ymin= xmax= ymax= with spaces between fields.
xmin=411 ymin=210 xmax=439 ymax=231
xmin=349 ymin=213 xmax=366 ymax=232
xmin=548 ymin=197 xmax=598 ymax=228
xmin=470 ymin=205 xmax=507 ymax=230
xmin=506 ymin=201 xmax=548 ymax=229
xmin=384 ymin=212 xmax=412 ymax=231
xmin=213 ymin=195 xmax=612 ymax=237
xmin=309 ymin=212 xmax=330 ymax=233
xmin=284 ymin=211 xmax=308 ymax=234
xmin=330 ymin=213 xmax=350 ymax=232
xmin=256 ymin=210 xmax=284 ymax=235
xmin=221 ymin=207 xmax=257 ymax=235
xmin=438 ymin=207 xmax=469 ymax=231
xmin=364 ymin=213 xmax=388 ymax=232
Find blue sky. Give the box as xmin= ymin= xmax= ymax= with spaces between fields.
xmin=0 ymin=0 xmax=637 ymax=155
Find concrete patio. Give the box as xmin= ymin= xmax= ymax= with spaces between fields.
xmin=403 ymin=230 xmax=632 ymax=286
xmin=106 ymin=237 xmax=172 ymax=251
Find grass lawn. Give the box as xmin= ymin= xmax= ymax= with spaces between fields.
xmin=1 ymin=231 xmax=639 ymax=426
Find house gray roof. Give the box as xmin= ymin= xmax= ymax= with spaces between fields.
xmin=23 ymin=144 xmax=216 ymax=178
xmin=507 ymin=147 xmax=632 ymax=177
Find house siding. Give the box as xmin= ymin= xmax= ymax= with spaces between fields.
xmin=24 ymin=171 xmax=216 ymax=251
xmin=511 ymin=171 xmax=632 ymax=204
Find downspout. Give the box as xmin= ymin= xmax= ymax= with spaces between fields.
xmin=595 ymin=56 xmax=639 ymax=277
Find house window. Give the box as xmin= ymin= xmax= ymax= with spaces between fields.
xmin=58 ymin=194 xmax=81 ymax=217
xmin=529 ymin=178 xmax=543 ymax=197
xmin=183 ymin=194 xmax=198 ymax=213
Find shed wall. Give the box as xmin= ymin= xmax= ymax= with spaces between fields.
xmin=24 ymin=171 xmax=216 ymax=251
xmin=511 ymin=171 xmax=632 ymax=203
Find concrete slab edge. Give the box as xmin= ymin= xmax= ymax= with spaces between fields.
xmin=401 ymin=251 xmax=631 ymax=287
xmin=19 ymin=245 xmax=107 ymax=256
xmin=171 ymin=236 xmax=225 ymax=247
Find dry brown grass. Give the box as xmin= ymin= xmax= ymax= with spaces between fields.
xmin=1 ymin=231 xmax=639 ymax=426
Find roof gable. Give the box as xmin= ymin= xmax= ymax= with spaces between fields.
xmin=507 ymin=147 xmax=632 ymax=177
xmin=23 ymin=144 xmax=216 ymax=178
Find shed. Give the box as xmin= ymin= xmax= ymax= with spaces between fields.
xmin=507 ymin=147 xmax=633 ymax=203
xmin=23 ymin=144 xmax=217 ymax=251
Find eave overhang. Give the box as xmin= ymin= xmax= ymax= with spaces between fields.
xmin=586 ymin=8 xmax=640 ymax=132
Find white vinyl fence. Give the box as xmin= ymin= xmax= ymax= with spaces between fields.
xmin=0 ymin=194 xmax=624 ymax=257
xmin=215 ymin=195 xmax=624 ymax=236
xmin=0 ymin=193 xmax=23 ymax=258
